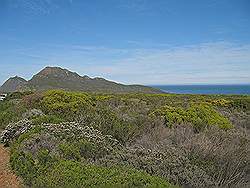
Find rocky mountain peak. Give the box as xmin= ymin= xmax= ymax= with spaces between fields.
xmin=0 ymin=76 xmax=27 ymax=92
xmin=0 ymin=66 xmax=163 ymax=93
xmin=36 ymin=67 xmax=79 ymax=77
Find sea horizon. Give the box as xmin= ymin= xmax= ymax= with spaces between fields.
xmin=151 ymin=84 xmax=250 ymax=95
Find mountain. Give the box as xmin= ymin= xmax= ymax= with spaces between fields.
xmin=0 ymin=67 xmax=163 ymax=94
xmin=0 ymin=76 xmax=27 ymax=93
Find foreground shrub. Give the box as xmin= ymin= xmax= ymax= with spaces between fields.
xmin=185 ymin=128 xmax=249 ymax=187
xmin=132 ymin=123 xmax=250 ymax=188
xmin=11 ymin=152 xmax=175 ymax=188
xmin=35 ymin=160 xmax=175 ymax=188
xmin=10 ymin=151 xmax=37 ymax=185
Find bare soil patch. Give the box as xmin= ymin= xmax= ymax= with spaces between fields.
xmin=0 ymin=144 xmax=21 ymax=188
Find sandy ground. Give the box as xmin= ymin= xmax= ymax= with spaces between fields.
xmin=0 ymin=144 xmax=21 ymax=188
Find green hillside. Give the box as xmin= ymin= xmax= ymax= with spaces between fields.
xmin=0 ymin=67 xmax=163 ymax=94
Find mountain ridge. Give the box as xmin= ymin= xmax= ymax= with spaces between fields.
xmin=0 ymin=66 xmax=163 ymax=94
xmin=0 ymin=76 xmax=27 ymax=93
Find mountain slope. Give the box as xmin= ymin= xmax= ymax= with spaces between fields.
xmin=0 ymin=76 xmax=27 ymax=93
xmin=0 ymin=67 xmax=163 ymax=94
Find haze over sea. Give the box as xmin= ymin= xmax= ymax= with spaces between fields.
xmin=152 ymin=85 xmax=250 ymax=95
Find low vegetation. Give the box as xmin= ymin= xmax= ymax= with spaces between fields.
xmin=0 ymin=90 xmax=249 ymax=187
xmin=151 ymin=104 xmax=233 ymax=131
xmin=11 ymin=153 xmax=173 ymax=188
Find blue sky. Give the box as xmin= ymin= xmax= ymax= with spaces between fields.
xmin=0 ymin=0 xmax=250 ymax=85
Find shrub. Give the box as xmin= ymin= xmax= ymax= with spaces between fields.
xmin=151 ymin=104 xmax=233 ymax=131
xmin=209 ymin=99 xmax=232 ymax=107
xmin=31 ymin=115 xmax=64 ymax=125
xmin=187 ymin=104 xmax=233 ymax=130
xmin=10 ymin=125 xmax=43 ymax=151
xmin=10 ymin=151 xmax=37 ymax=185
xmin=77 ymin=139 xmax=108 ymax=159
xmin=231 ymin=97 xmax=250 ymax=111
xmin=185 ymin=128 xmax=249 ymax=187
xmin=40 ymin=90 xmax=94 ymax=118
xmin=88 ymin=107 xmax=139 ymax=143
xmin=0 ymin=101 xmax=26 ymax=130
xmin=10 ymin=147 xmax=176 ymax=187
xmin=3 ymin=91 xmax=249 ymax=188
xmin=22 ymin=92 xmax=44 ymax=109
xmin=59 ymin=143 xmax=81 ymax=161
xmin=59 ymin=139 xmax=111 ymax=161
xmin=37 ymin=149 xmax=58 ymax=167
xmin=5 ymin=91 xmax=33 ymax=101
xmin=34 ymin=160 xmax=175 ymax=188
xmin=133 ymin=122 xmax=249 ymax=187
xmin=0 ymin=109 xmax=15 ymax=129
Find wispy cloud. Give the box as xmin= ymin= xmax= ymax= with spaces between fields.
xmin=4 ymin=41 xmax=248 ymax=85
xmin=0 ymin=40 xmax=249 ymax=85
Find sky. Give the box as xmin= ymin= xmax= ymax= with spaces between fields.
xmin=0 ymin=0 xmax=250 ymax=85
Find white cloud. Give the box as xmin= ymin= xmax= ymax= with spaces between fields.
xmin=1 ymin=41 xmax=250 ymax=85
xmin=74 ymin=41 xmax=250 ymax=84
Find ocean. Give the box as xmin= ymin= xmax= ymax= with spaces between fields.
xmin=151 ymin=85 xmax=250 ymax=95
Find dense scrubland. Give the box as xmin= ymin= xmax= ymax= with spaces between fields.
xmin=0 ymin=90 xmax=249 ymax=187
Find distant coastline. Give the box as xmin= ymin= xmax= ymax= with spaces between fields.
xmin=151 ymin=84 xmax=250 ymax=95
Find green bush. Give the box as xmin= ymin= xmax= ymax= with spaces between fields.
xmin=92 ymin=107 xmax=139 ymax=143
xmin=0 ymin=109 xmax=15 ymax=129
xmin=77 ymin=139 xmax=107 ymax=159
xmin=59 ymin=143 xmax=81 ymax=161
xmin=34 ymin=160 xmax=175 ymax=188
xmin=31 ymin=115 xmax=64 ymax=125
xmin=152 ymin=104 xmax=233 ymax=131
xmin=40 ymin=90 xmax=94 ymax=119
xmin=208 ymin=99 xmax=232 ymax=107
xmin=10 ymin=149 xmax=176 ymax=187
xmin=230 ymin=97 xmax=250 ymax=111
xmin=5 ymin=91 xmax=34 ymax=101
xmin=187 ymin=104 xmax=233 ymax=130
xmin=10 ymin=151 xmax=37 ymax=185
xmin=58 ymin=139 xmax=109 ymax=161
xmin=37 ymin=149 xmax=58 ymax=168
xmin=37 ymin=149 xmax=51 ymax=164
xmin=0 ymin=101 xmax=26 ymax=130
